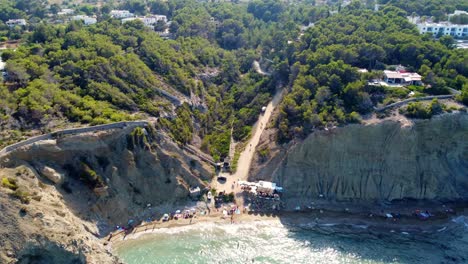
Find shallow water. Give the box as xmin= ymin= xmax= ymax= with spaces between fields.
xmin=115 ymin=217 xmax=468 ymax=264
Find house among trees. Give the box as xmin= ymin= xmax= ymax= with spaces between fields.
xmin=417 ymin=22 xmax=468 ymax=38
xmin=110 ymin=10 xmax=134 ymax=19
xmin=6 ymin=19 xmax=27 ymax=27
xmin=383 ymin=70 xmax=423 ymax=86
xmin=121 ymin=15 xmax=168 ymax=30
xmin=72 ymin=15 xmax=97 ymax=26
xmin=57 ymin=9 xmax=74 ymax=16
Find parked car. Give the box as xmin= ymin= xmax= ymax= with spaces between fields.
xmin=162 ymin=213 xmax=169 ymax=222
xmin=217 ymin=176 xmax=227 ymax=183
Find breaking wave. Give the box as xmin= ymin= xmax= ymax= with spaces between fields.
xmin=115 ymin=217 xmax=468 ymax=264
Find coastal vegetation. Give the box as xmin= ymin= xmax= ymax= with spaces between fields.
xmin=128 ymin=127 xmax=151 ymax=150
xmin=2 ymin=177 xmax=18 ymax=190
xmin=0 ymin=1 xmax=467 ymax=263
xmin=400 ymin=98 xmax=444 ymax=119
xmin=0 ymin=0 xmax=466 ymax=154
xmin=80 ymin=162 xmax=105 ymax=188
xmin=275 ymin=2 xmax=467 ymax=141
xmin=379 ymin=0 xmax=468 ymax=21
xmin=1 ymin=176 xmax=32 ymax=203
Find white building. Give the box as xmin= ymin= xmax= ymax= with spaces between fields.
xmin=153 ymin=15 xmax=168 ymax=24
xmin=448 ymin=10 xmax=468 ymax=18
xmin=121 ymin=17 xmax=137 ymax=24
xmin=121 ymin=15 xmax=168 ymax=29
xmin=255 ymin=181 xmax=283 ymax=195
xmin=383 ymin=70 xmax=422 ymax=86
xmin=6 ymin=19 xmax=27 ymax=27
xmin=417 ymin=22 xmax=468 ymax=38
xmin=110 ymin=10 xmax=134 ymax=19
xmin=57 ymin=9 xmax=74 ymax=16
xmin=72 ymin=15 xmax=97 ymax=25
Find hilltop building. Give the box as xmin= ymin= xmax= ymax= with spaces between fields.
xmin=57 ymin=9 xmax=74 ymax=16
xmin=410 ymin=11 xmax=468 ymax=38
xmin=383 ymin=70 xmax=422 ymax=86
xmin=72 ymin=15 xmax=97 ymax=25
xmin=110 ymin=10 xmax=134 ymax=19
xmin=121 ymin=15 xmax=168 ymax=29
xmin=417 ymin=22 xmax=468 ymax=38
xmin=6 ymin=19 xmax=27 ymax=27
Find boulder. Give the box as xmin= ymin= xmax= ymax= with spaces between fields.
xmin=41 ymin=166 xmax=63 ymax=184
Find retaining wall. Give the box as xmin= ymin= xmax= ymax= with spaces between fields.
xmin=0 ymin=121 xmax=149 ymax=156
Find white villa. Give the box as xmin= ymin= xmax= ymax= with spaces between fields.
xmin=72 ymin=15 xmax=97 ymax=25
xmin=121 ymin=15 xmax=168 ymax=29
xmin=110 ymin=10 xmax=134 ymax=19
xmin=57 ymin=9 xmax=74 ymax=16
xmin=383 ymin=70 xmax=422 ymax=86
xmin=6 ymin=19 xmax=27 ymax=27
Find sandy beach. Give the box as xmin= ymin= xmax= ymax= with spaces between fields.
xmin=108 ymin=211 xmax=279 ymax=246
xmin=107 ymin=205 xmax=466 ymax=249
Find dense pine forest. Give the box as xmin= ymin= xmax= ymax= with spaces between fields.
xmin=0 ymin=0 xmax=467 ymax=160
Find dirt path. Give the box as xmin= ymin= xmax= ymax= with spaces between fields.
xmin=215 ymin=90 xmax=283 ymax=197
xmin=253 ymin=60 xmax=271 ymax=76
xmin=234 ymin=90 xmax=282 ymax=181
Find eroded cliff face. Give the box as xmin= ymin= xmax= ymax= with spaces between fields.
xmin=250 ymin=113 xmax=468 ymax=206
xmin=0 ymin=125 xmax=212 ymax=263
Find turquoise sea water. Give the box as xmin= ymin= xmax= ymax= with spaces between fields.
xmin=115 ymin=217 xmax=468 ymax=264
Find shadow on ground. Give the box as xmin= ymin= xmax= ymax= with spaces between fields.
xmin=17 ymin=238 xmax=86 ymax=264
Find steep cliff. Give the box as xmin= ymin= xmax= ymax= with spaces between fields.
xmin=0 ymin=125 xmax=212 ymax=263
xmin=250 ymin=113 xmax=468 ymax=207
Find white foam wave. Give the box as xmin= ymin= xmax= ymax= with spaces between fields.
xmin=452 ymin=216 xmax=468 ymax=228
xmin=116 ymin=220 xmax=366 ymax=264
xmin=120 ymin=219 xmax=284 ymax=241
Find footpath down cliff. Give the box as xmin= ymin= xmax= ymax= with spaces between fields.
xmin=250 ymin=113 xmax=468 ymax=207
xmin=0 ymin=125 xmax=212 ymax=263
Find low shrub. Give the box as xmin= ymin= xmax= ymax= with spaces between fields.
xmin=2 ymin=177 xmax=18 ymax=190
xmin=80 ymin=162 xmax=104 ymax=188
xmin=258 ymin=147 xmax=270 ymax=162
xmin=11 ymin=189 xmax=31 ymax=204
xmin=210 ymin=188 xmax=217 ymax=196
xmin=222 ymin=192 xmax=235 ymax=203
xmin=402 ymin=99 xmax=444 ymax=119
